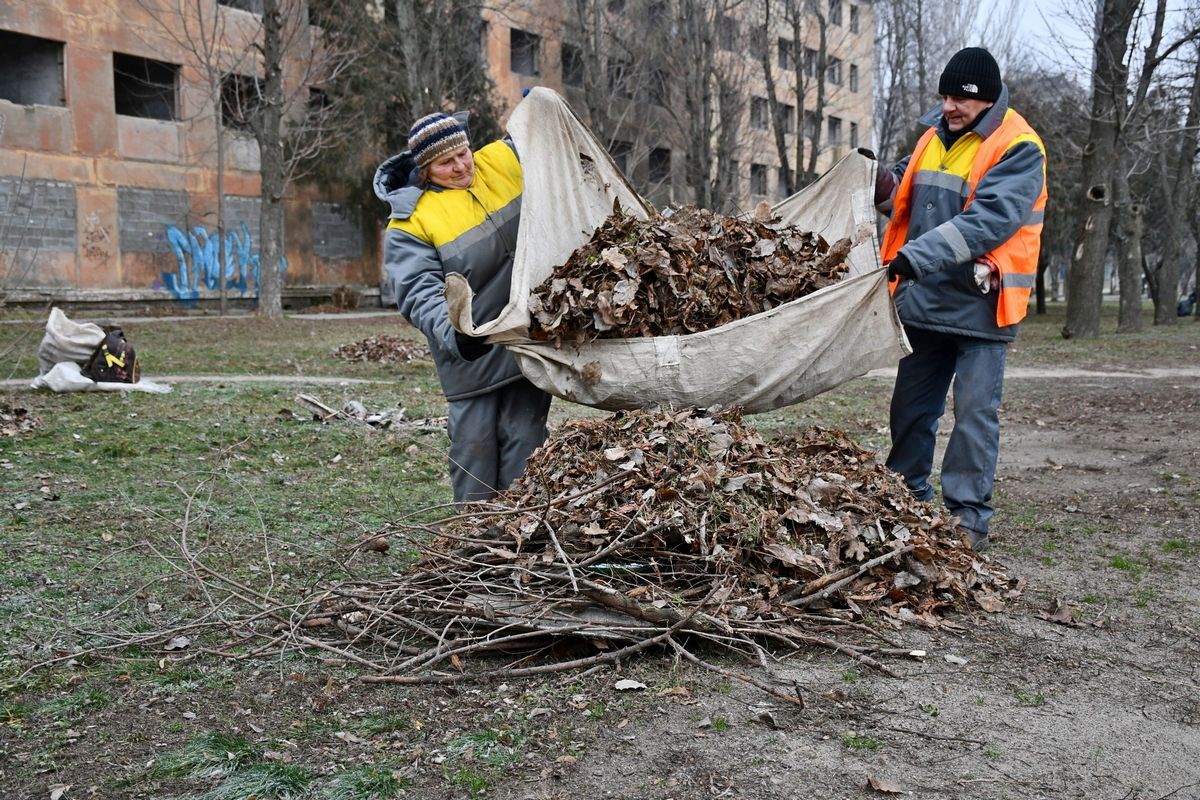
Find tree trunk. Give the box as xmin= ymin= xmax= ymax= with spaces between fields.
xmin=257 ymin=0 xmax=285 ymax=319
xmin=1113 ymin=162 xmax=1142 ymax=333
xmin=759 ymin=1 xmax=793 ymax=198
xmin=1062 ymin=0 xmax=1138 ymax=339
xmin=1148 ymin=54 xmax=1200 ymax=326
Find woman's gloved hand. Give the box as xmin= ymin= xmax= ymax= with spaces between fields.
xmin=455 ymin=331 xmax=493 ymax=362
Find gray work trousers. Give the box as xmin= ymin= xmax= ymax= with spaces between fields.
xmin=447 ymin=378 xmax=553 ymax=504
xmin=885 ymin=326 xmax=1008 ymax=534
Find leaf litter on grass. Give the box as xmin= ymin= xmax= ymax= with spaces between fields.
xmin=333 ymin=335 xmax=430 ymax=364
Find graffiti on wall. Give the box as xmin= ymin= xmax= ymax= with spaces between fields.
xmin=158 ymin=222 xmax=287 ymax=302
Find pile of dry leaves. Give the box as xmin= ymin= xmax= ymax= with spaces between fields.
xmin=295 ymin=407 xmax=1019 ymax=698
xmin=528 ymin=202 xmax=852 ymax=344
xmin=1 ymin=405 xmax=42 ymax=437
xmin=333 ymin=335 xmax=430 ymax=363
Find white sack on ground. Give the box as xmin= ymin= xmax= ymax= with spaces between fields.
xmin=445 ymin=88 xmax=909 ymax=413
xmin=31 ymin=308 xmax=173 ymax=394
xmin=38 ymin=307 xmax=105 ymax=375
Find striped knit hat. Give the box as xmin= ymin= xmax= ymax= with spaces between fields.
xmin=408 ymin=113 xmax=470 ymax=169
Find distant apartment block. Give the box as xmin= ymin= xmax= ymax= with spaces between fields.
xmin=0 ymin=0 xmax=368 ymax=307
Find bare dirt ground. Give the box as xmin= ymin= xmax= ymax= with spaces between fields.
xmin=3 ymin=369 xmax=1199 ymax=800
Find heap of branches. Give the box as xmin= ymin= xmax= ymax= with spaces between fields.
xmin=333 ymin=335 xmax=430 ymax=363
xmin=527 ymin=203 xmax=852 ymax=344
xmin=291 ymin=408 xmax=1018 ymax=701
xmin=39 ymin=409 xmax=1018 ymax=704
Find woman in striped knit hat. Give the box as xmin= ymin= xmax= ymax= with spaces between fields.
xmin=373 ymin=112 xmax=552 ymax=505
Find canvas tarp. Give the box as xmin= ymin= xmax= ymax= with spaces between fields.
xmin=445 ymin=88 xmax=908 ymax=413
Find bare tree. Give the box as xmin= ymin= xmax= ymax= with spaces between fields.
xmin=561 ymin=0 xmax=759 ymax=210
xmin=1062 ymin=0 xmax=1140 ymax=339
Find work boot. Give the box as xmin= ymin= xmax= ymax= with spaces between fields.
xmin=963 ymin=528 xmax=990 ymax=553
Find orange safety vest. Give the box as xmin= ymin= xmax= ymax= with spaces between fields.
xmin=881 ymin=110 xmax=1047 ymax=328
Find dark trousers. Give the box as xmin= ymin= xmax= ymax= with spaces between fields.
xmin=885 ymin=326 xmax=1008 ymax=533
xmin=447 ymin=378 xmax=553 ymax=504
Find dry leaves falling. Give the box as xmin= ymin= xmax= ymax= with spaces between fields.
xmin=528 ymin=201 xmax=852 ymax=344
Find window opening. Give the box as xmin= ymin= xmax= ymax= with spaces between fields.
xmin=648 ymin=147 xmax=671 ymax=184
xmin=221 ymin=73 xmax=264 ymax=132
xmin=609 ymin=139 xmax=632 ymax=175
xmin=828 ymin=116 xmax=842 ymax=145
xmin=511 ymin=29 xmax=540 ymax=75
xmin=562 ymin=42 xmax=584 ymax=87
xmin=114 ymin=53 xmax=178 ymax=120
xmin=750 ymin=163 xmax=768 ymax=196
xmin=220 ymin=0 xmax=264 ymax=13
xmin=0 ymin=31 xmax=65 ymax=106
xmin=750 ymin=97 xmax=769 ymax=130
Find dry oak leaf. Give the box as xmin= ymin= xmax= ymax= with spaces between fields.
xmin=866 ymin=775 xmax=905 ymax=794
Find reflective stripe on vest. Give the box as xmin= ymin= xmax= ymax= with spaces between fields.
xmin=882 ymin=110 xmax=1047 ymax=327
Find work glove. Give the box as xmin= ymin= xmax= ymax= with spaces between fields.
xmin=856 ymin=147 xmax=876 ymax=160
xmin=454 ymin=331 xmax=493 ymax=362
xmin=974 ymin=256 xmax=1000 ymax=294
xmin=886 ymin=252 xmax=916 ymax=280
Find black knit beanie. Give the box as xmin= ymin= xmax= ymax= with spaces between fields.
xmin=938 ymin=47 xmax=1001 ymax=102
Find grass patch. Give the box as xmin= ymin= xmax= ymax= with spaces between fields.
xmin=326 ymin=765 xmax=410 ymax=800
xmin=200 ymin=762 xmax=314 ymax=800
xmin=153 ymin=731 xmax=264 ymax=779
xmin=841 ymin=734 xmax=882 ymax=751
xmin=1013 ymin=689 xmax=1046 ymax=707
xmin=1110 ymin=555 xmax=1141 ymax=572
xmin=1163 ymin=540 xmax=1200 ymax=557
xmin=444 ymin=728 xmax=527 ymax=769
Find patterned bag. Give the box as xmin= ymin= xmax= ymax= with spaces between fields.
xmin=83 ymin=329 xmax=140 ymax=384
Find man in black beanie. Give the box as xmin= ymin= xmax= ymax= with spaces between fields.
xmin=874 ymin=47 xmax=1047 ymax=554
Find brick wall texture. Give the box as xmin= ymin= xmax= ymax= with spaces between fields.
xmin=117 ymin=187 xmax=190 ymax=253
xmin=0 ymin=177 xmax=77 ymax=252
xmin=312 ymin=201 xmax=362 ymax=260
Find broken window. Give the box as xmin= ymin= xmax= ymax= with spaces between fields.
xmin=0 ymin=30 xmax=65 ymax=107
xmin=750 ymin=163 xmax=768 ymax=197
xmin=562 ymin=42 xmax=584 ymax=88
xmin=113 ymin=53 xmax=178 ymax=121
xmin=220 ymin=0 xmax=264 ymax=13
xmin=511 ymin=28 xmax=540 ymax=76
xmin=648 ymin=147 xmax=671 ymax=185
xmin=221 ymin=73 xmax=263 ymax=132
